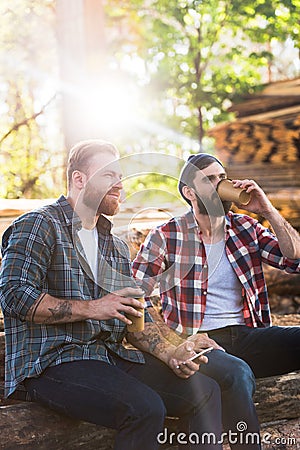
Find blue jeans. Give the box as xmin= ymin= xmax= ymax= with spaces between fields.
xmin=199 ymin=325 xmax=300 ymax=445
xmin=199 ymin=349 xmax=259 ymax=445
xmin=207 ymin=325 xmax=300 ymax=377
xmin=25 ymin=353 xmax=222 ymax=450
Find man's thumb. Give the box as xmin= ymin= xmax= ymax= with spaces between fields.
xmin=185 ymin=341 xmax=195 ymax=352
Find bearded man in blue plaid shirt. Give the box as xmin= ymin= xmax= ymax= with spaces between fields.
xmin=0 ymin=142 xmax=226 ymax=450
xmin=133 ymin=153 xmax=300 ymax=446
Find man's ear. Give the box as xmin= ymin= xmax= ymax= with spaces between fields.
xmin=72 ymin=170 xmax=87 ymax=189
xmin=182 ymin=185 xmax=196 ymax=201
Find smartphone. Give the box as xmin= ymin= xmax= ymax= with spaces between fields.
xmin=186 ymin=346 xmax=214 ymax=362
xmin=176 ymin=346 xmax=214 ymax=368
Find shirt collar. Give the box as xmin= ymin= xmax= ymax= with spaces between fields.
xmin=224 ymin=213 xmax=232 ymax=230
xmin=184 ymin=208 xmax=232 ymax=232
xmin=57 ymin=195 xmax=112 ymax=234
xmin=184 ymin=209 xmax=199 ymax=229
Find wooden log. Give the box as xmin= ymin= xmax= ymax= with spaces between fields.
xmin=3 ymin=394 xmax=300 ymax=450
xmin=0 ymin=402 xmax=116 ymax=450
xmin=0 ymin=376 xmax=299 ymax=449
xmin=260 ymin=418 xmax=300 ymax=450
xmin=254 ymin=373 xmax=300 ymax=423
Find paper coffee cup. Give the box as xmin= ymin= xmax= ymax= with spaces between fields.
xmin=217 ymin=179 xmax=251 ymax=205
xmin=126 ymin=298 xmax=145 ymax=332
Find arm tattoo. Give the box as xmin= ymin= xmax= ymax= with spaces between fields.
xmin=154 ymin=320 xmax=184 ymax=346
xmin=143 ymin=329 xmax=163 ymax=353
xmin=46 ymin=301 xmax=72 ymax=323
xmin=29 ymin=293 xmax=46 ymax=321
xmin=128 ymin=323 xmax=171 ymax=357
xmin=147 ymin=307 xmax=184 ymax=346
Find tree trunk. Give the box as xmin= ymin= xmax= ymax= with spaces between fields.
xmin=56 ymin=0 xmax=106 ymax=153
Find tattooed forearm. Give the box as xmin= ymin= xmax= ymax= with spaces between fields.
xmin=147 ymin=307 xmax=184 ymax=346
xmin=46 ymin=301 xmax=72 ymax=323
xmin=27 ymin=294 xmax=76 ymax=324
xmin=127 ymin=322 xmax=176 ymax=363
xmin=132 ymin=327 xmax=164 ymax=353
xmin=28 ymin=293 xmax=46 ymax=321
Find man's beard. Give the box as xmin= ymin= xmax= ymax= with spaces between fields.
xmin=98 ymin=195 xmax=120 ymax=216
xmin=196 ymin=192 xmax=232 ymax=217
xmin=83 ymin=185 xmax=120 ymax=216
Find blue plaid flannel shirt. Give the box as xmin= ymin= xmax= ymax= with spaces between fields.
xmin=0 ymin=196 xmax=152 ymax=399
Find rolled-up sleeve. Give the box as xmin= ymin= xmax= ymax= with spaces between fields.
xmin=257 ymin=222 xmax=300 ymax=273
xmin=0 ymin=212 xmax=54 ymax=321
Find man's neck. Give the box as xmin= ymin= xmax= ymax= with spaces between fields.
xmin=193 ymin=210 xmax=225 ymax=243
xmin=66 ymin=195 xmax=99 ymax=230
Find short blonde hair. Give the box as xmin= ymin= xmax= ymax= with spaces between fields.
xmin=67 ymin=139 xmax=119 ymax=188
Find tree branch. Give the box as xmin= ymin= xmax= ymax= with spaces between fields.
xmin=0 ymin=94 xmax=57 ymax=145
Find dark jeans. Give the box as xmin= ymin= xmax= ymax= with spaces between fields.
xmin=24 ymin=353 xmax=222 ymax=450
xmin=198 ymin=324 xmax=300 ymax=443
xmin=207 ymin=324 xmax=300 ymax=377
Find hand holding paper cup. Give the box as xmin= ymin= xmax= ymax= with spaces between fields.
xmin=217 ymin=179 xmax=251 ymax=206
xmin=126 ymin=298 xmax=145 ymax=332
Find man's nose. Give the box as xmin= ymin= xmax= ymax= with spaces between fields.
xmin=113 ymin=178 xmax=123 ymax=189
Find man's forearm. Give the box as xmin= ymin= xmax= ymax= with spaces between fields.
xmin=27 ymin=288 xmax=149 ymax=325
xmin=147 ymin=307 xmax=185 ymax=346
xmin=264 ymin=206 xmax=300 ymax=259
xmin=146 ymin=307 xmax=224 ymax=353
xmin=127 ymin=321 xmax=177 ymax=364
xmin=27 ymin=293 xmax=90 ymax=324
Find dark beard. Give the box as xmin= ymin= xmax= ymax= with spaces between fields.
xmin=196 ymin=192 xmax=232 ymax=217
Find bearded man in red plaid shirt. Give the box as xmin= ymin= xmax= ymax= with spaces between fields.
xmin=132 ymin=153 xmax=300 ymax=445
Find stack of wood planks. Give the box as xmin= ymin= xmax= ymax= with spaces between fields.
xmin=208 ymin=78 xmax=300 ymax=230
xmin=209 ymin=117 xmax=300 ymax=165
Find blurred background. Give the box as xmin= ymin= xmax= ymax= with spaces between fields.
xmin=0 ymin=0 xmax=299 ymax=199
xmin=0 ymin=3 xmax=299 ymax=438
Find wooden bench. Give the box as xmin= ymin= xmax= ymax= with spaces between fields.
xmin=0 ymin=331 xmax=299 ymax=449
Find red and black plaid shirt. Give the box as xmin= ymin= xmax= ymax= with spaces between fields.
xmin=132 ymin=210 xmax=300 ymax=337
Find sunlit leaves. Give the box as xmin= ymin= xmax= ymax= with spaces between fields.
xmin=0 ymin=0 xmax=63 ymax=198
xmin=105 ymin=0 xmax=299 ymax=148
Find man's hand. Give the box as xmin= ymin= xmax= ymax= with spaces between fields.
xmin=168 ymin=340 xmax=209 ymax=379
xmin=232 ymin=179 xmax=273 ymax=216
xmin=187 ymin=333 xmax=225 ymax=352
xmin=87 ymin=287 xmax=145 ymax=325
xmin=233 ymin=179 xmax=300 ymax=259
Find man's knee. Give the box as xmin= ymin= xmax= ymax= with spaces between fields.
xmin=223 ymin=358 xmax=256 ymax=395
xmin=124 ymin=388 xmax=166 ymax=425
xmin=201 ymin=350 xmax=256 ymax=394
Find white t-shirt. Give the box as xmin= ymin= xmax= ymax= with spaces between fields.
xmin=199 ymin=239 xmax=244 ymax=331
xmin=78 ymin=227 xmax=99 ymax=280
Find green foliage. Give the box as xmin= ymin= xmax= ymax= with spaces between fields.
xmin=105 ymin=0 xmax=300 ymax=147
xmin=0 ymin=0 xmax=64 ymax=199
xmin=124 ymin=172 xmax=181 ymax=204
xmin=0 ymin=0 xmax=299 ymax=198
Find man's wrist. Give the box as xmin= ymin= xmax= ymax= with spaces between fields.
xmin=260 ymin=205 xmax=278 ymax=221
xmin=162 ymin=344 xmax=177 ymax=365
